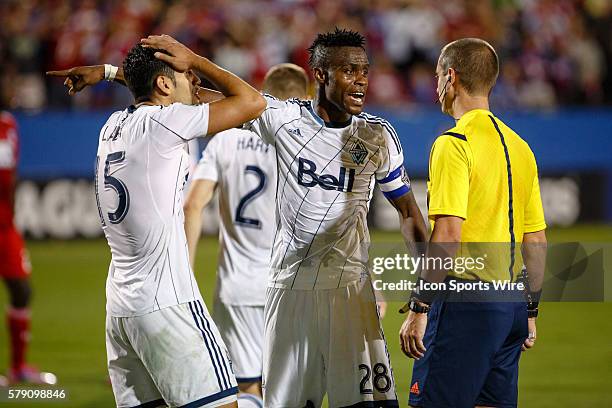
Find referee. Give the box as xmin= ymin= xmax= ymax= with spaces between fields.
xmin=400 ymin=38 xmax=547 ymax=408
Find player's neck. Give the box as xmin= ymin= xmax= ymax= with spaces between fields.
xmin=313 ymin=94 xmax=351 ymax=124
xmin=136 ymin=93 xmax=174 ymax=107
xmin=451 ymin=94 xmax=490 ymax=121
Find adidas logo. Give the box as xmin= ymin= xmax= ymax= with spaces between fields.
xmin=410 ymin=382 xmax=420 ymax=395
xmin=288 ymin=128 xmax=302 ymax=137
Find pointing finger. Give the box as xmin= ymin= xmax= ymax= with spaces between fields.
xmin=46 ymin=69 xmax=72 ymax=77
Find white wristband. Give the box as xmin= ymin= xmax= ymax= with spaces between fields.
xmin=104 ymin=64 xmax=119 ymax=82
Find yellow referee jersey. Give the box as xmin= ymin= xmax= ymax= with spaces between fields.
xmin=427 ymin=109 xmax=546 ymax=281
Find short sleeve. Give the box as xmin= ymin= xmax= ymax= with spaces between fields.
xmin=427 ymin=135 xmax=471 ymax=220
xmin=243 ymin=94 xmax=294 ymax=145
xmin=375 ymin=123 xmax=411 ymax=200
xmin=524 ymin=169 xmax=547 ymax=233
xmin=150 ymin=102 xmax=209 ymax=145
xmin=192 ymin=135 xmax=221 ymax=182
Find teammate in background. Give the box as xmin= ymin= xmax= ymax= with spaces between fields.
xmin=183 ymin=63 xmax=309 ymax=408
xmin=90 ymin=35 xmax=263 ymax=407
xmin=221 ymin=28 xmax=425 ymax=407
xmin=399 ymin=38 xmax=547 ymax=408
xmin=0 ymin=111 xmax=56 ymax=386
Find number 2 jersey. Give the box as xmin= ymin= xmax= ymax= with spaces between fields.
xmin=246 ymin=96 xmax=410 ymax=290
xmin=96 ymin=103 xmax=209 ymax=317
xmin=192 ymin=128 xmax=276 ymax=306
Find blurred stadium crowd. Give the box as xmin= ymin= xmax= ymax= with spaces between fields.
xmin=1 ymin=0 xmax=610 ymax=111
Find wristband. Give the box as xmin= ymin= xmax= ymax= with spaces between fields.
xmin=104 ymin=64 xmax=119 ymax=82
xmin=408 ymin=298 xmax=430 ymax=314
xmin=527 ymin=308 xmax=539 ymax=318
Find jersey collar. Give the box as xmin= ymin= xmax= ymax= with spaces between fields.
xmin=457 ymin=108 xmax=492 ymax=126
xmin=306 ymin=101 xmax=353 ymax=128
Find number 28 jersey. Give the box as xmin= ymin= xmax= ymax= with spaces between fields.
xmin=96 ymin=103 xmax=209 ymax=317
xmin=246 ymin=96 xmax=410 ymax=290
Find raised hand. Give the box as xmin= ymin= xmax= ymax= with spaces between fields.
xmin=46 ymin=66 xmax=105 ymax=95
xmin=140 ymin=34 xmax=197 ymax=73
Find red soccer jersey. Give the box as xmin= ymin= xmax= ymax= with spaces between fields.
xmin=0 ymin=111 xmax=18 ymax=229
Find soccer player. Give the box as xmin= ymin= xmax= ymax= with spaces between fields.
xmin=183 ymin=63 xmax=309 ymax=406
xmin=0 ymin=111 xmax=56 ymax=386
xmin=399 ymin=38 xmax=547 ymax=408
xmin=92 ymin=35 xmax=264 ymax=407
xmin=237 ymin=29 xmax=428 ymax=407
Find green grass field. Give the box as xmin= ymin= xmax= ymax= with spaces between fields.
xmin=0 ymin=225 xmax=611 ymax=407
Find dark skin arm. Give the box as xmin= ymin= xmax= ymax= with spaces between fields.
xmin=47 ymin=65 xmax=126 ymax=95
xmin=46 ymin=65 xmax=224 ymax=103
xmin=389 ymin=191 xmax=428 ymax=246
xmin=399 ymin=215 xmax=462 ymax=359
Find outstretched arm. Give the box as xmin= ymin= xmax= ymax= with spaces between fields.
xmin=141 ymin=34 xmax=265 ymax=135
xmin=47 ymin=65 xmax=126 ymax=95
xmin=47 ymin=64 xmax=224 ymax=103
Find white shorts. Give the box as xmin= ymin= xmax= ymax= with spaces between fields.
xmin=213 ymin=299 xmax=264 ymax=382
xmin=263 ymin=279 xmax=398 ymax=408
xmin=106 ymin=300 xmax=238 ymax=408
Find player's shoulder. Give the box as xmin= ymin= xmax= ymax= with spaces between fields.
xmin=356 ymin=111 xmax=401 ymax=151
xmin=356 ymin=111 xmax=396 ymax=131
xmin=103 ymin=109 xmax=125 ymax=126
xmin=263 ymin=94 xmax=307 ymax=115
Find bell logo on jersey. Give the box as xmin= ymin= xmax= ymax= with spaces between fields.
xmin=297 ymin=157 xmax=355 ymax=192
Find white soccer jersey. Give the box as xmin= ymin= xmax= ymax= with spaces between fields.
xmin=96 ymin=103 xmax=209 ymax=317
xmin=193 ymin=128 xmax=276 ymax=306
xmin=246 ymin=96 xmax=410 ymax=290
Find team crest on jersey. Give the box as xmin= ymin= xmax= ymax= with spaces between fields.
xmin=349 ymin=140 xmax=368 ymax=165
xmin=288 ymin=128 xmax=302 ymax=137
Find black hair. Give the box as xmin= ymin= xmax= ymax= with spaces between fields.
xmin=307 ymin=27 xmax=366 ymax=69
xmin=123 ymin=44 xmax=175 ymax=102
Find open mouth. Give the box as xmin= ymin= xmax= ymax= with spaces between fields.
xmin=348 ymin=92 xmax=365 ymax=105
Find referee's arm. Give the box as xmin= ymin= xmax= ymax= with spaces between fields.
xmin=521 ymin=169 xmax=547 ymax=350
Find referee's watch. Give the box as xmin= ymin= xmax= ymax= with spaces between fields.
xmin=408 ymin=298 xmax=430 ymax=314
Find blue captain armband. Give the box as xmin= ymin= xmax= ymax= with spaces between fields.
xmin=378 ymin=166 xmax=411 ymax=200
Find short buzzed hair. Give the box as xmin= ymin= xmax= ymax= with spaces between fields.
xmin=307 ymin=27 xmax=365 ymax=70
xmin=263 ymin=63 xmax=309 ymax=100
xmin=439 ymin=38 xmax=499 ymax=96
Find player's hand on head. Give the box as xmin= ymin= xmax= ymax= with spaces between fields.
xmin=140 ymin=34 xmax=196 ymax=73
xmin=399 ymin=311 xmax=428 ymax=359
xmin=522 ymin=317 xmax=537 ymax=351
xmin=46 ymin=66 xmax=105 ymax=95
